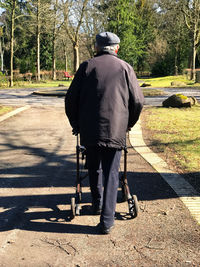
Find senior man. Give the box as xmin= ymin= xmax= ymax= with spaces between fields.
xmin=65 ymin=32 xmax=144 ymax=234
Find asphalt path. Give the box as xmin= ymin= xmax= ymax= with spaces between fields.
xmin=0 ymin=87 xmax=200 ymax=107
xmin=0 ymin=106 xmax=199 ymax=266
xmin=0 ymin=88 xmax=65 ymax=107
xmin=0 ymin=87 xmax=200 ymax=265
xmin=144 ymin=87 xmax=200 ymax=106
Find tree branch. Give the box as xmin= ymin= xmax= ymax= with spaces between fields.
xmin=75 ymin=0 xmax=89 ymax=41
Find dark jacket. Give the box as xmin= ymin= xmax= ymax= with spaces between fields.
xmin=65 ymin=51 xmax=144 ymax=149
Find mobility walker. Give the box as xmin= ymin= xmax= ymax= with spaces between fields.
xmin=70 ymin=134 xmax=139 ymax=219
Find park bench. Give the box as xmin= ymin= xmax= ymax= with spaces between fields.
xmin=64 ymin=71 xmax=73 ymax=80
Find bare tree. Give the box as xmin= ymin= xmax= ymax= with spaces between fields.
xmin=52 ymin=0 xmax=58 ymax=80
xmin=9 ymin=0 xmax=16 ymax=87
xmin=27 ymin=0 xmax=52 ymax=81
xmin=81 ymin=0 xmax=106 ymax=57
xmin=61 ymin=0 xmax=89 ymax=73
xmin=0 ymin=0 xmax=31 ymax=86
xmin=180 ymin=0 xmax=200 ymax=80
xmin=154 ymin=0 xmax=190 ymax=75
xmin=0 ymin=25 xmax=5 ymax=72
xmin=50 ymin=0 xmax=64 ymax=80
xmin=58 ymin=31 xmax=72 ymax=72
xmin=36 ymin=0 xmax=41 ymax=81
xmin=1 ymin=0 xmax=17 ymax=87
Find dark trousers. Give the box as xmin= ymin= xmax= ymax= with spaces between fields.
xmin=86 ymin=146 xmax=122 ymax=228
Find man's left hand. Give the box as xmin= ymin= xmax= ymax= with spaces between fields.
xmin=72 ymin=128 xmax=79 ymax=136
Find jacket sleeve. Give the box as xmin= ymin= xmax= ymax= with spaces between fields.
xmin=65 ymin=62 xmax=87 ymax=131
xmin=126 ymin=66 xmax=144 ymax=128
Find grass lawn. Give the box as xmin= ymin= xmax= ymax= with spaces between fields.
xmin=139 ymin=75 xmax=200 ymax=88
xmin=0 ymin=80 xmax=71 ymax=89
xmin=0 ymin=78 xmax=166 ymax=96
xmin=0 ymin=75 xmax=200 ymax=90
xmin=0 ymin=105 xmax=14 ymax=116
xmin=141 ymin=105 xmax=200 ymax=191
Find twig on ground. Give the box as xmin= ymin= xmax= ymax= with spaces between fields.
xmin=40 ymin=238 xmax=77 ymax=255
xmin=140 ymin=202 xmax=147 ymax=212
xmin=144 ymin=238 xmax=165 ymax=250
xmin=133 ymin=245 xmax=146 ymax=259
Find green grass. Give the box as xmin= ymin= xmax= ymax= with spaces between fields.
xmin=0 ymin=105 xmax=14 ymax=116
xmin=2 ymin=79 xmax=166 ymax=96
xmin=1 ymin=75 xmax=200 ymax=90
xmin=141 ymin=105 xmax=200 ymax=173
xmin=0 ymin=80 xmax=71 ymax=89
xmin=139 ymin=75 xmax=200 ymax=88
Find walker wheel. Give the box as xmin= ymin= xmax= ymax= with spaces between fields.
xmin=71 ymin=197 xmax=75 ymax=219
xmin=128 ymin=194 xmax=139 ymax=218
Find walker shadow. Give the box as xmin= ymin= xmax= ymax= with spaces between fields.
xmin=0 ymin=129 xmax=96 ymax=234
xmin=0 ymin=194 xmax=99 ymax=235
xmin=0 ymin=130 xmax=199 ymax=235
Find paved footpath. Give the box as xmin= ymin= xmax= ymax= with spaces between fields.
xmin=0 ymin=103 xmax=200 ymax=266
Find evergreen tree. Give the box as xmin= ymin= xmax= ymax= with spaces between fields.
xmin=0 ymin=0 xmax=30 ymax=86
xmin=106 ymin=0 xmax=156 ymax=72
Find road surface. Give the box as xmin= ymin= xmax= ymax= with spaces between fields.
xmin=0 ymin=87 xmax=200 ymax=107
xmin=0 ymin=87 xmax=199 ymax=266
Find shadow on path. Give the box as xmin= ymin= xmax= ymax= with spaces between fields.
xmin=0 ymin=129 xmax=198 ymax=235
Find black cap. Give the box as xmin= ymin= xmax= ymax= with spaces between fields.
xmin=96 ymin=32 xmax=120 ymax=46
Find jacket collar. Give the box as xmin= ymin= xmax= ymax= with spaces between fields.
xmin=94 ymin=50 xmax=118 ymax=58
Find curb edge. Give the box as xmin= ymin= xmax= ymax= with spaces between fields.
xmin=0 ymin=105 xmax=31 ymax=123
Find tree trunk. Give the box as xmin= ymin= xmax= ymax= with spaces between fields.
xmin=192 ymin=47 xmax=196 ymax=81
xmin=36 ymin=31 xmax=40 ymax=81
xmin=174 ymin=44 xmax=178 ymax=76
xmin=10 ymin=0 xmax=16 ymax=87
xmin=191 ymin=40 xmax=197 ymax=81
xmin=52 ymin=58 xmax=56 ymax=80
xmin=52 ymin=0 xmax=58 ymax=81
xmin=52 ymin=35 xmax=56 ymax=80
xmin=64 ymin=50 xmax=68 ymax=72
xmin=73 ymin=43 xmax=79 ymax=72
xmin=36 ymin=0 xmax=41 ymax=82
xmin=191 ymin=32 xmax=197 ymax=81
xmin=0 ymin=40 xmax=4 ymax=72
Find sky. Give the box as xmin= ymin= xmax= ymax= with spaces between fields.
xmin=0 ymin=8 xmax=4 ymax=15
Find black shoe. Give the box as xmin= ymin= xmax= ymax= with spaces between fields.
xmin=97 ymin=223 xmax=114 ymax=234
